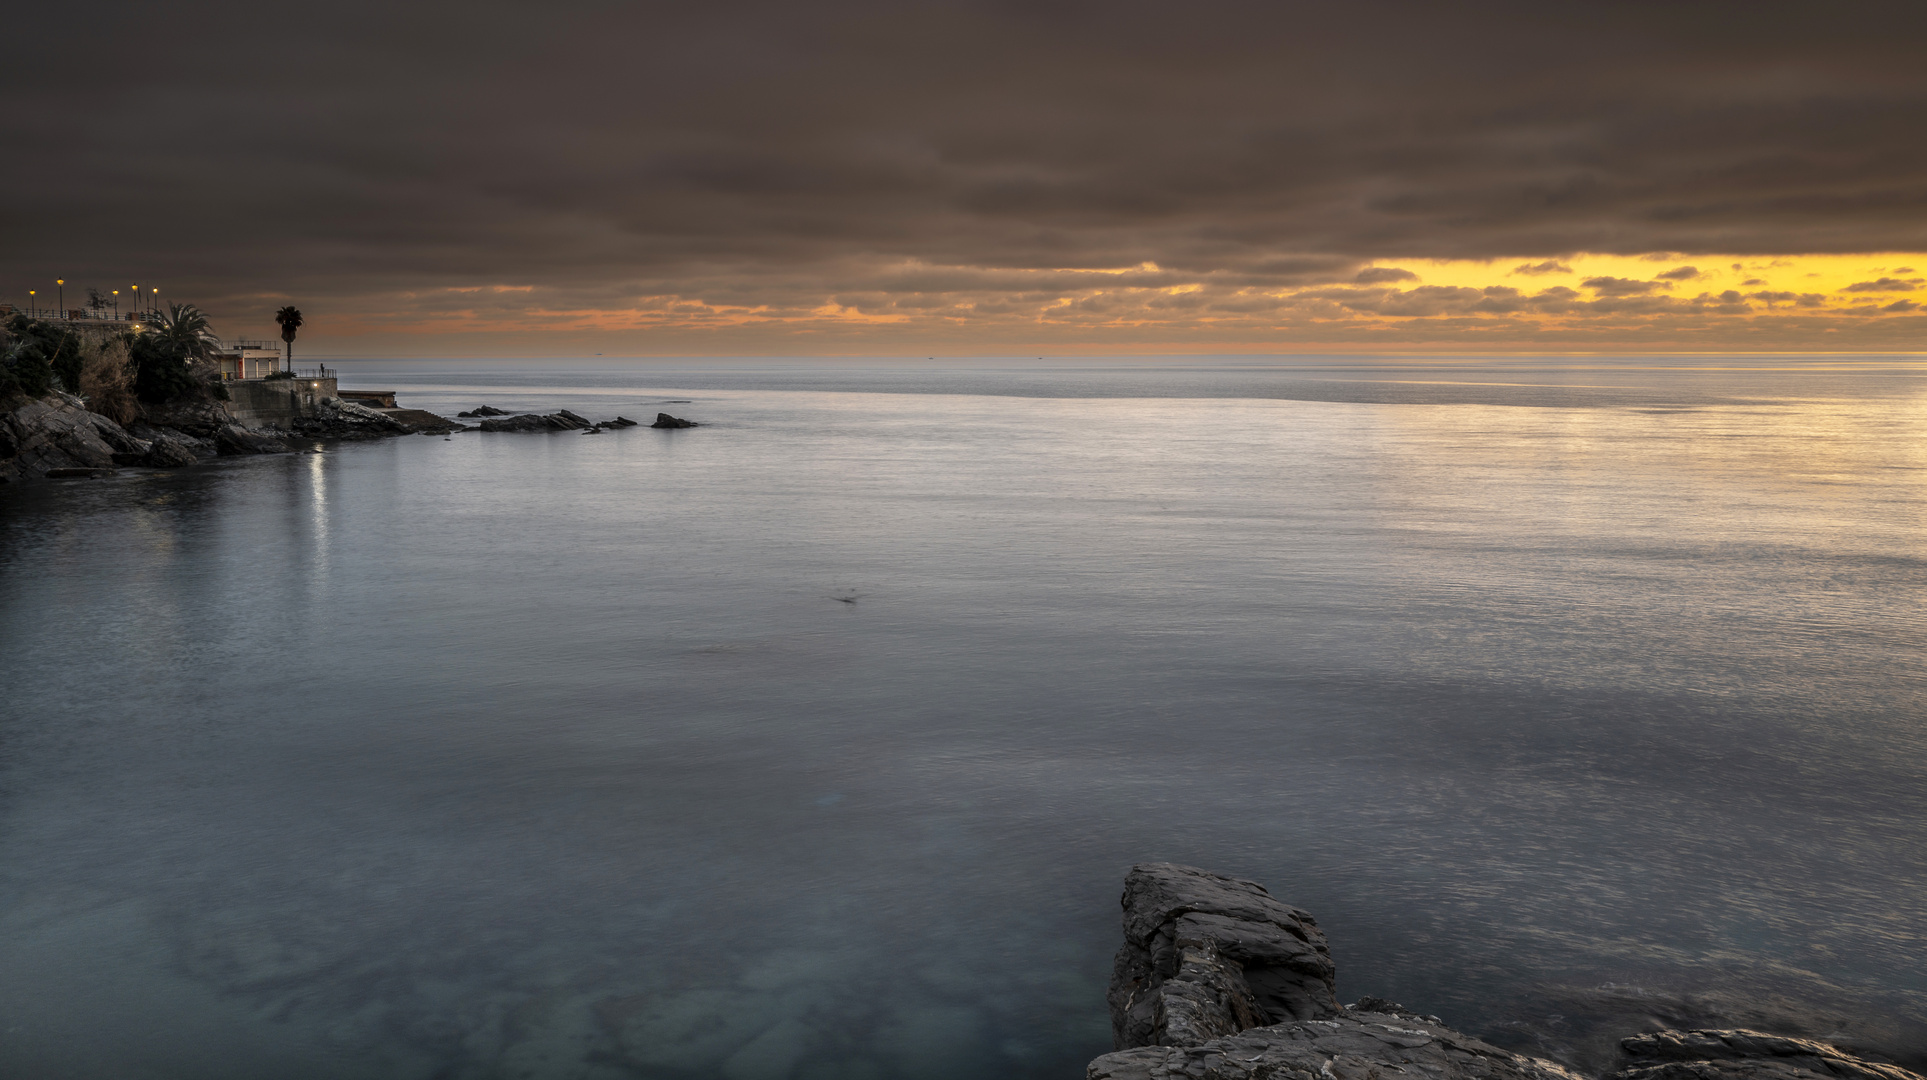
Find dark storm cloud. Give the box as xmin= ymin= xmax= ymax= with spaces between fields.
xmin=5 ymin=0 xmax=1927 ymax=341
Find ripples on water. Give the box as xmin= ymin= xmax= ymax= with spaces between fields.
xmin=2 ymin=358 xmax=1924 ymax=1080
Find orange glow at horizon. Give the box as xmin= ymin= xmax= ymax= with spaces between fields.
xmin=292 ymin=252 xmax=1927 ymax=356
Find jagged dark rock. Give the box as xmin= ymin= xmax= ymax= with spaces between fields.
xmin=1091 ymin=865 xmax=1583 ymax=1080
xmin=3 ymin=394 xmax=147 ymax=481
xmin=215 ymin=423 xmax=290 ymax=456
xmin=608 ymin=416 xmax=639 ymax=427
xmin=1087 ymin=866 xmax=1927 ymax=1080
xmin=456 ymin=405 xmax=511 ymax=417
xmin=1109 ymin=862 xmax=1339 ymax=1050
xmin=1612 ymin=1030 xmax=1920 ymax=1080
xmin=283 ymin=397 xmax=409 ymax=440
xmin=128 ymin=422 xmax=216 ymax=460
xmin=3 ymin=388 xmax=459 ymax=485
xmin=651 ymin=412 xmax=697 ymax=428
xmin=381 ymin=408 xmax=465 ymax=434
xmin=478 ymin=409 xmax=596 ymax=432
xmin=141 ymin=435 xmax=201 ymax=468
xmin=137 ymin=397 xmax=232 ymax=438
xmin=1090 ymin=1005 xmax=1593 ymax=1080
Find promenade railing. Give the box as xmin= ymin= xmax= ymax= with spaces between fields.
xmin=0 ymin=305 xmax=155 ymax=323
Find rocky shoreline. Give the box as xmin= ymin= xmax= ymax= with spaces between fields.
xmin=0 ymin=393 xmax=695 ymax=484
xmin=1089 ymin=864 xmax=1920 ymax=1080
xmin=0 ymin=391 xmax=437 ymax=483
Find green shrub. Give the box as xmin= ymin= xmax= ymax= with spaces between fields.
xmin=2 ymin=314 xmax=64 ymax=398
xmin=127 ymin=332 xmax=200 ymax=403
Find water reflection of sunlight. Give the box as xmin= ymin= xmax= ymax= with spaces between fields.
xmin=309 ymin=450 xmax=330 ymax=585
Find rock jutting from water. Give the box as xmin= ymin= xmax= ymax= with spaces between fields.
xmin=651 ymin=412 xmax=698 ymax=428
xmin=456 ymin=405 xmax=512 ymax=417
xmin=1087 ymin=864 xmax=1923 ymax=1080
xmin=477 ymin=409 xmax=597 ymax=432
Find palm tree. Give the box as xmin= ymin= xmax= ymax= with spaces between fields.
xmin=147 ymin=303 xmax=222 ymax=360
xmin=275 ymin=306 xmax=303 ymax=373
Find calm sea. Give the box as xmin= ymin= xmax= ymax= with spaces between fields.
xmin=3 ymin=357 xmax=1925 ymax=1080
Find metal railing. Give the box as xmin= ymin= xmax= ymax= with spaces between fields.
xmin=0 ymin=305 xmax=154 ymax=322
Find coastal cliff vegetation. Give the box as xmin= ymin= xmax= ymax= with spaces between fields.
xmin=0 ymin=304 xmax=229 ymax=412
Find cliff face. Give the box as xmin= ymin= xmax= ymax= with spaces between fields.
xmin=1088 ymin=865 xmax=1924 ymax=1080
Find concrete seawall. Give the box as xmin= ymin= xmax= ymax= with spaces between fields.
xmin=224 ymin=377 xmax=338 ymax=427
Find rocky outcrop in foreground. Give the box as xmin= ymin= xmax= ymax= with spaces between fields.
xmin=1088 ymin=865 xmax=1922 ymax=1080
xmin=0 ymin=393 xmax=288 ymax=482
xmin=651 ymin=412 xmax=697 ymax=428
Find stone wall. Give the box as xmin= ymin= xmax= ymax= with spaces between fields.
xmin=224 ymin=377 xmax=338 ymax=427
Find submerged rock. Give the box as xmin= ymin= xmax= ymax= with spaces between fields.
xmin=456 ymin=405 xmax=511 ymax=417
xmin=608 ymin=416 xmax=640 ymax=427
xmin=651 ymin=412 xmax=697 ymax=428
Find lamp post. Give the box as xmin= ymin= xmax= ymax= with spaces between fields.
xmin=57 ymin=279 xmax=64 ymax=319
xmin=28 ymin=290 xmax=35 ymax=316
xmin=113 ymin=290 xmax=119 ymax=319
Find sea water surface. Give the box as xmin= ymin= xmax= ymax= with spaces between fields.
xmin=3 ymin=357 xmax=1925 ymax=1080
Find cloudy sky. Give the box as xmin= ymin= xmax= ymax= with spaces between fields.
xmin=5 ymin=0 xmax=1926 ymax=356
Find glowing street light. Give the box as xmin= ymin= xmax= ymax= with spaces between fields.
xmin=28 ymin=289 xmax=36 ymax=315
xmin=57 ymin=279 xmax=64 ymax=317
xmin=112 ymin=289 xmax=119 ymax=318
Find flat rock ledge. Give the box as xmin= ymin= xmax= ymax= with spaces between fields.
xmin=1088 ymin=865 xmax=1921 ymax=1080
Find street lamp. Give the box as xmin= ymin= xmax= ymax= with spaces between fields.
xmin=28 ymin=290 xmax=35 ymax=315
xmin=112 ymin=290 xmax=119 ymax=318
xmin=57 ymin=279 xmax=64 ymax=318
